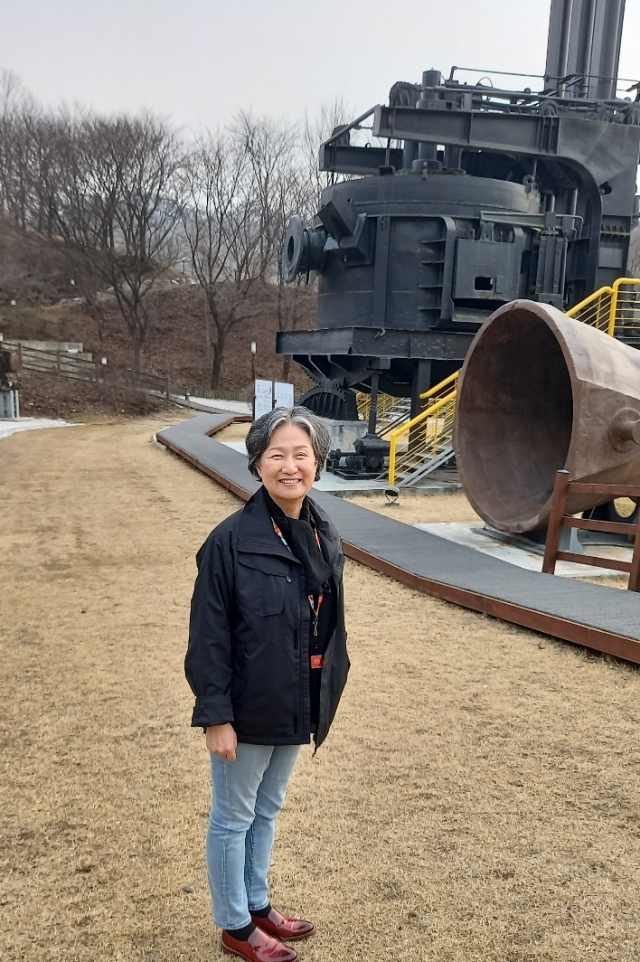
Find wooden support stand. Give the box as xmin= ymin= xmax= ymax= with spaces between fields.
xmin=542 ymin=470 xmax=640 ymax=590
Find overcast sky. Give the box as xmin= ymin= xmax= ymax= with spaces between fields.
xmin=1 ymin=0 xmax=639 ymax=131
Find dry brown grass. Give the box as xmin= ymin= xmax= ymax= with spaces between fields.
xmin=346 ymin=490 xmax=481 ymax=526
xmin=2 ymin=416 xmax=640 ymax=962
xmin=214 ymin=421 xmax=252 ymax=443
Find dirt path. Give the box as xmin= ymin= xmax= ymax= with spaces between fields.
xmin=2 ymin=415 xmax=640 ymax=962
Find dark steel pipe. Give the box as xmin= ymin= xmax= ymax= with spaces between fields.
xmin=368 ymin=372 xmax=380 ymax=435
xmin=545 ymin=0 xmax=573 ymax=89
xmin=594 ymin=0 xmax=625 ymax=99
xmin=557 ymin=0 xmax=574 ymax=96
xmin=575 ymin=0 xmax=596 ymax=95
xmin=417 ymin=69 xmax=441 ymax=162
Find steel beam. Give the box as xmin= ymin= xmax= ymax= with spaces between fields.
xmin=319 ymin=143 xmax=404 ymax=174
xmin=372 ymin=107 xmax=640 ymax=188
xmin=276 ymin=327 xmax=475 ymax=361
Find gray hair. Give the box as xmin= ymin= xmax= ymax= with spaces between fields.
xmin=247 ymin=406 xmax=332 ymax=482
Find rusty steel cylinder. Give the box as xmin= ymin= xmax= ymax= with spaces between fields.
xmin=454 ymin=299 xmax=640 ymax=533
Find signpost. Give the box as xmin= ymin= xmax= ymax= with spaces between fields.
xmin=274 ymin=381 xmax=295 ymax=409
xmin=253 ymin=380 xmax=295 ymax=419
xmin=254 ymin=379 xmax=274 ymax=420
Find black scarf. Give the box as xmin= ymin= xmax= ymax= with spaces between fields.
xmin=264 ymin=490 xmax=333 ymax=595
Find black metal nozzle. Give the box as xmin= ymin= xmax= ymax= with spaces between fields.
xmin=282 ymin=215 xmax=327 ymax=282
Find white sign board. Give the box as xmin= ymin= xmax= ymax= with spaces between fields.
xmin=274 ymin=381 xmax=295 ymax=409
xmin=254 ymin=379 xmax=273 ymax=420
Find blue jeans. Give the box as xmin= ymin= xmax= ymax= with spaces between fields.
xmin=207 ymin=743 xmax=302 ymax=930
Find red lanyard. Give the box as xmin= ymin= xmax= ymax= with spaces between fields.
xmin=271 ymin=518 xmax=325 ymax=636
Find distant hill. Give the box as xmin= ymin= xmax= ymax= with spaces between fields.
xmin=1 ymin=283 xmax=315 ymax=417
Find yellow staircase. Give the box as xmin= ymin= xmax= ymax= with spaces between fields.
xmin=386 ymin=277 xmax=640 ymax=487
xmin=566 ymin=277 xmax=640 ymax=334
xmin=387 ymin=373 xmax=458 ymax=487
xmin=355 ymin=391 xmax=410 ymax=436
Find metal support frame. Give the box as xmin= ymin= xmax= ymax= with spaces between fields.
xmin=543 ymin=470 xmax=640 ymax=588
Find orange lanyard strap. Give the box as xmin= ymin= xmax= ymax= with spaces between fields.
xmin=271 ymin=518 xmax=324 ymax=637
xmin=271 ymin=518 xmax=321 ymax=552
xmin=308 ymin=592 xmax=324 ymax=637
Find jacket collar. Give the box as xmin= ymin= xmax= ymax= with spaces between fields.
xmin=309 ymin=501 xmax=341 ymax=571
xmin=237 ymin=486 xmax=301 ymax=563
xmin=238 ymin=486 xmax=341 ymax=572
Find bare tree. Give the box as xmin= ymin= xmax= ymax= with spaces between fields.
xmin=247 ymin=101 xmax=356 ymax=381
xmin=0 ymin=72 xmax=30 ymax=228
xmin=299 ymin=97 xmax=353 ymax=211
xmin=262 ymin=133 xmax=316 ymax=380
xmin=0 ymin=79 xmax=354 ymax=388
xmin=182 ymin=122 xmax=284 ymax=390
xmin=51 ymin=113 xmax=184 ymax=370
xmin=234 ymin=112 xmax=298 ymax=278
xmin=0 ymin=82 xmax=76 ymax=304
xmin=22 ymin=111 xmax=66 ymax=239
xmin=235 ymin=113 xmax=309 ymax=381
xmin=0 ymin=73 xmax=59 ymax=242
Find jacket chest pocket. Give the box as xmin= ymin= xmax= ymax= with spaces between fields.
xmin=236 ymin=554 xmax=292 ymax=616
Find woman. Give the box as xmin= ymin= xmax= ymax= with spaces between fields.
xmin=185 ymin=406 xmax=349 ymax=962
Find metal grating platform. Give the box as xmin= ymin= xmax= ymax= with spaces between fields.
xmin=157 ymin=414 xmax=640 ymax=665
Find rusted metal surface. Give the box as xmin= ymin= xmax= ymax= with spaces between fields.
xmin=455 ymin=300 xmax=640 ymax=533
xmin=159 ymin=413 xmax=640 ymax=668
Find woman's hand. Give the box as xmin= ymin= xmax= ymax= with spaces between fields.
xmin=206 ymin=723 xmax=238 ymax=761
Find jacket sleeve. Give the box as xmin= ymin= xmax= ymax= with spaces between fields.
xmin=185 ymin=528 xmax=236 ymax=729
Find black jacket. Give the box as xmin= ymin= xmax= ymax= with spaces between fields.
xmin=185 ymin=487 xmax=349 ymax=749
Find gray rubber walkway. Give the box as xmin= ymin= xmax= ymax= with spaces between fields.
xmin=158 ymin=414 xmax=640 ymax=662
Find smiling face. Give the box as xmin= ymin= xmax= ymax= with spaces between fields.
xmin=255 ymin=423 xmax=317 ymax=518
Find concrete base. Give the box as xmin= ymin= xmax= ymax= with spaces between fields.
xmin=323 ymin=418 xmax=368 ymax=453
xmin=219 ymin=441 xmax=461 ymax=496
xmin=171 ymin=394 xmax=252 ymax=416
xmin=415 ymin=521 xmax=628 ymax=580
xmin=0 ymin=417 xmax=78 ymax=440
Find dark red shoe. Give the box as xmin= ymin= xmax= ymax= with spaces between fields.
xmin=221 ymin=926 xmax=298 ymax=962
xmin=251 ymin=907 xmax=315 ymax=942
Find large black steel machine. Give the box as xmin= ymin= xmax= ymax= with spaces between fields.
xmin=279 ymin=0 xmax=640 ymax=429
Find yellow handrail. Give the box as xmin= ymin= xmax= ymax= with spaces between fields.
xmin=388 ymin=387 xmax=457 ymax=485
xmin=566 ymin=286 xmax=614 ymax=319
xmin=386 ymin=276 xmax=640 ymax=485
xmin=566 ymin=278 xmax=640 ymax=335
xmin=419 ymin=370 xmax=460 ymax=401
xmin=356 ymin=390 xmax=411 ymax=435
xmin=566 ymin=286 xmax=614 ymax=332
xmin=608 ymin=277 xmax=640 ymax=337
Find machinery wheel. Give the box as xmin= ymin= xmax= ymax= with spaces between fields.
xmin=298 ymin=386 xmax=359 ymax=421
